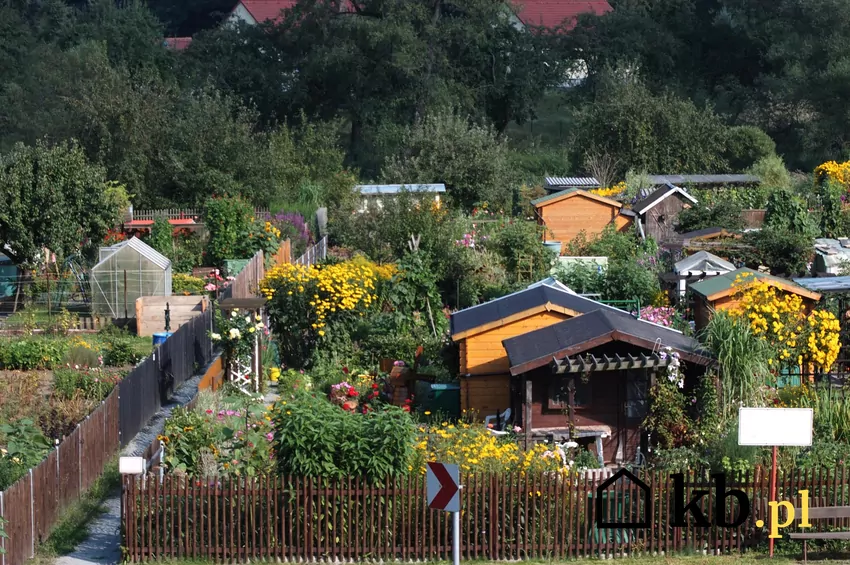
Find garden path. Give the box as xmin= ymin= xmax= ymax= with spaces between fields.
xmin=54 ymin=371 xmax=205 ymax=565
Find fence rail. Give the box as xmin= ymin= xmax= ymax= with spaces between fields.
xmin=127 ymin=209 xmax=270 ymax=222
xmin=121 ymin=466 xmax=845 ymax=562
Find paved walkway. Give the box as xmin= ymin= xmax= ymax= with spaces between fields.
xmin=55 ymin=373 xmax=204 ymax=565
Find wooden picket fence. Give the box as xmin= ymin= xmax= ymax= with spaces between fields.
xmin=122 ymin=466 xmax=850 ymax=562
xmin=0 ymin=310 xmax=216 ymax=565
xmin=0 ymin=391 xmax=120 ymax=565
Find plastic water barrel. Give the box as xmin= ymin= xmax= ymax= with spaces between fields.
xmin=152 ymin=332 xmax=173 ymax=347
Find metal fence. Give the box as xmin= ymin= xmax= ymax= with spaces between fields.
xmin=119 ymin=308 xmax=214 ymax=446
xmin=119 ymin=465 xmax=839 ymax=562
xmin=294 ymin=236 xmax=327 ymax=266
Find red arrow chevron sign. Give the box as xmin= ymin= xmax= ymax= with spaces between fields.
xmin=426 ymin=462 xmax=460 ymax=512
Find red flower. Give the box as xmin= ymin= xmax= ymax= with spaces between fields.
xmin=371 ymin=383 xmax=379 ymax=389
xmin=206 ymin=409 xmax=213 ymax=414
xmin=402 ymin=405 xmax=411 ymax=412
xmin=343 ymin=367 xmax=349 ymax=374
xmin=347 ymin=387 xmax=358 ymax=397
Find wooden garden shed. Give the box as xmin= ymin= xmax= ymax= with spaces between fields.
xmin=450 ymin=280 xmax=627 ymax=421
xmin=532 ymin=189 xmax=632 ymax=254
xmin=689 ymin=268 xmax=821 ymax=330
xmin=632 ymin=183 xmax=698 ymax=242
xmin=502 ymin=308 xmax=711 ymax=466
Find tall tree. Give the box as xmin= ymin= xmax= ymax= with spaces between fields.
xmin=0 ymin=141 xmax=121 ymax=266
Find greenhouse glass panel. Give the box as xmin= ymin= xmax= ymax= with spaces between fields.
xmin=90 ymin=237 xmax=172 ymax=317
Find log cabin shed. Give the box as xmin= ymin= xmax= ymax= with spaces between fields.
xmin=450 ymin=280 xmax=628 ymax=421
xmin=632 ymin=183 xmax=698 ymax=242
xmin=689 ymin=268 xmax=821 ymax=330
xmin=532 ymin=189 xmax=632 ymax=254
xmin=503 ymin=308 xmax=712 ymax=466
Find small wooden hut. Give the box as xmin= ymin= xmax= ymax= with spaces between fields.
xmin=503 ymin=308 xmax=712 ymax=466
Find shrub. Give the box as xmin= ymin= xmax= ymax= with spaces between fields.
xmin=0 ymin=338 xmax=67 ymax=370
xmin=271 ymin=391 xmax=415 ymax=481
xmin=676 ymin=200 xmax=745 ymax=233
xmin=489 ymin=219 xmax=555 ymax=284
xmin=148 ymin=216 xmax=173 ymax=257
xmin=204 ymin=196 xmax=254 ymax=266
xmin=63 ymin=344 xmax=101 ymax=369
xmin=53 ymin=368 xmax=122 ymax=401
xmin=723 ymin=126 xmax=776 ymax=172
xmin=102 ymin=337 xmax=142 ymax=367
xmin=745 ymin=226 xmax=813 ymax=277
xmin=261 ymin=258 xmax=396 ymax=367
xmin=603 ymin=260 xmax=662 ymax=305
xmin=172 ymin=273 xmax=205 ymax=295
xmin=749 ymin=154 xmax=791 ymax=190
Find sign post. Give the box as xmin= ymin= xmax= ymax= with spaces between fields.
xmin=738 ymin=407 xmax=814 ymax=557
xmin=426 ymin=462 xmax=461 ymax=565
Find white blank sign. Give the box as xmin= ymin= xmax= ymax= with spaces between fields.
xmin=738 ymin=407 xmax=813 ymax=446
xmin=119 ymin=456 xmax=146 ymax=475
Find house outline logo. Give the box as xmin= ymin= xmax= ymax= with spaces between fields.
xmin=595 ymin=468 xmax=651 ymax=528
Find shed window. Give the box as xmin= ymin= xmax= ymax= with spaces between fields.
xmin=548 ymin=377 xmax=591 ymax=410
xmin=625 ymin=371 xmax=649 ymax=419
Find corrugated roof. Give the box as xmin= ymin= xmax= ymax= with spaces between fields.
xmin=503 ymin=308 xmax=710 ymax=374
xmin=450 ymin=280 xmax=624 ymax=338
xmin=357 ymin=184 xmax=446 ymax=195
xmin=794 ymin=276 xmax=850 ymax=293
xmin=510 ymin=0 xmax=613 ymax=30
xmin=647 ymin=174 xmax=760 ymax=186
xmin=632 ymin=183 xmax=697 ymax=215
xmin=689 ymin=268 xmax=817 ymax=300
xmin=531 ymin=188 xmax=620 ymax=208
xmin=674 ymin=251 xmax=736 ymax=274
xmin=545 ymin=177 xmax=600 ymax=188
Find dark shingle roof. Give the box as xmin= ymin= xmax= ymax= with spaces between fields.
xmin=502 ymin=309 xmax=711 ymax=374
xmin=632 ymin=183 xmax=698 ymax=215
xmin=647 ymin=174 xmax=760 ymax=186
xmin=450 ymin=284 xmax=623 ymax=338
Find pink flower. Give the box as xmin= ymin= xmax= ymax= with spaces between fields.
xmin=226 ymin=410 xmax=235 ymax=416
xmin=513 ymin=426 xmax=522 ymax=433
xmin=266 ymin=432 xmax=274 ymax=440
xmin=204 ymin=283 xmax=217 ymax=291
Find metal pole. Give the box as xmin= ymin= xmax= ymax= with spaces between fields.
xmin=452 ymin=509 xmax=460 ymax=565
xmin=124 ymin=269 xmax=128 ymax=319
xmin=769 ymin=445 xmax=778 ymax=558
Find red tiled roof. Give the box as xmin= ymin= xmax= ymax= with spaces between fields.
xmin=236 ymin=0 xmax=297 ymax=23
xmin=164 ymin=37 xmax=193 ymax=50
xmin=511 ymin=0 xmax=612 ymax=29
xmin=125 ymin=219 xmax=198 ymax=228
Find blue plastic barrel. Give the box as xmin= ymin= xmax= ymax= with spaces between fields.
xmin=152 ymin=332 xmax=173 ymax=347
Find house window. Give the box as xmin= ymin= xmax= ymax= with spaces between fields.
xmin=548 ymin=376 xmax=592 ymax=410
xmin=625 ymin=371 xmax=649 ymax=419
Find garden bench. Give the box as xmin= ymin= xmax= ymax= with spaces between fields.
xmin=789 ymin=505 xmax=850 ymax=563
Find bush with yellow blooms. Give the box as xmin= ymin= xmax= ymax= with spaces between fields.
xmin=409 ymin=420 xmax=574 ymax=476
xmin=261 ymin=256 xmax=396 ymax=367
xmin=815 ymin=160 xmax=850 ymax=189
xmin=729 ymin=274 xmax=840 ymax=372
xmin=591 ymin=181 xmax=627 ymax=199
